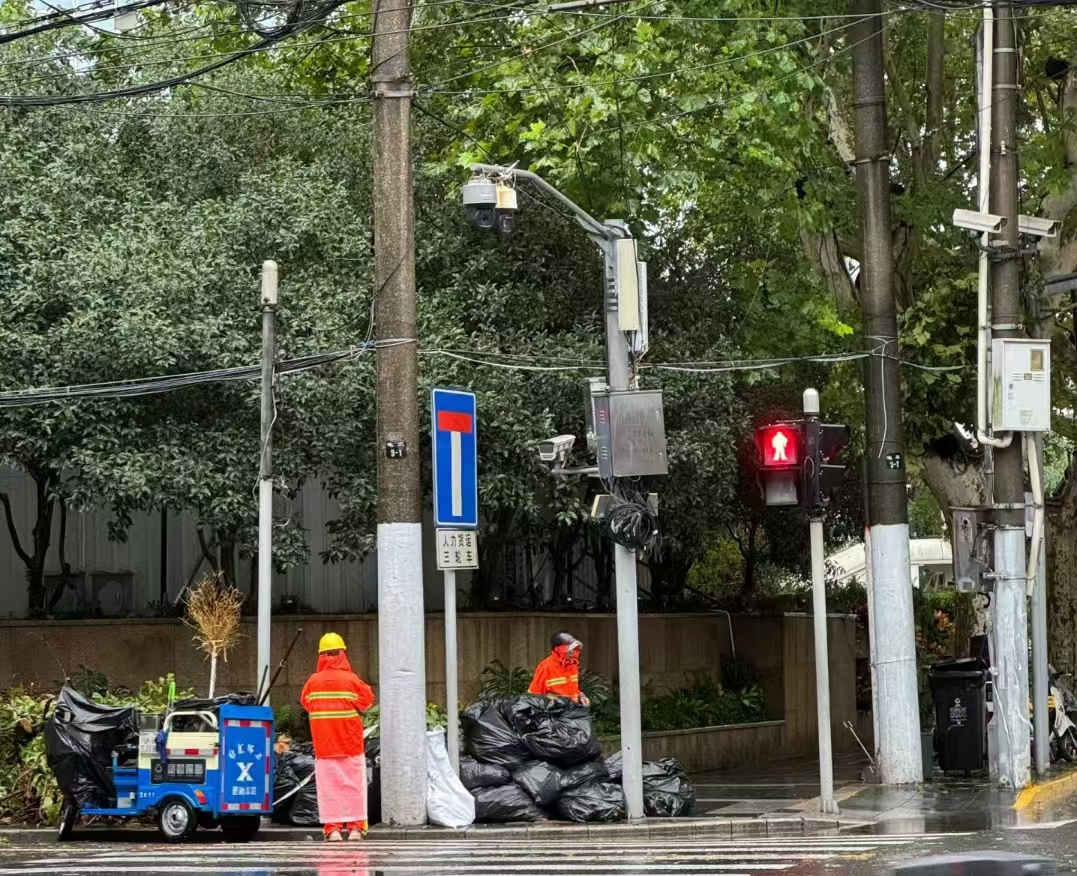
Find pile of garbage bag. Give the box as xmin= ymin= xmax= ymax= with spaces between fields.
xmin=460 ymin=695 xmax=695 ymax=823
xmin=273 ymin=738 xmax=383 ymax=827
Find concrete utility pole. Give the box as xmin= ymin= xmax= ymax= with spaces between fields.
xmin=372 ymin=0 xmax=427 ymax=824
xmin=988 ymin=1 xmax=1031 ymax=790
xmin=256 ymin=260 xmax=277 ymax=701
xmin=849 ymin=0 xmax=922 ymax=784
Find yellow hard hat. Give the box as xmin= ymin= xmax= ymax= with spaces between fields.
xmin=319 ymin=632 xmax=347 ymax=653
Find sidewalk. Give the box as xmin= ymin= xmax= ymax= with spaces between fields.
xmin=693 ymin=751 xmax=1077 ymax=834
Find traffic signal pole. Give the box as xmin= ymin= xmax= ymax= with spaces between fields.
xmin=850 ymin=0 xmax=922 ymax=784
xmin=804 ymin=389 xmax=838 ymax=815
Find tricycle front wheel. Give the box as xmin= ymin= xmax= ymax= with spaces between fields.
xmin=220 ymin=815 xmax=261 ymax=843
xmin=57 ymin=801 xmax=77 ymax=842
xmin=157 ymin=798 xmax=196 ymax=843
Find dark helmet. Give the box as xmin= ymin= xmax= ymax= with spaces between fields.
xmin=551 ymin=632 xmax=578 ymax=650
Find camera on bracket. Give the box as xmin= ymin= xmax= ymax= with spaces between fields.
xmin=538 ymin=434 xmax=575 ymax=466
xmin=462 ymin=175 xmax=518 ymax=234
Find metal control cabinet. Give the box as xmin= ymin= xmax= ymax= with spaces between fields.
xmin=991 ymin=338 xmax=1051 ymax=432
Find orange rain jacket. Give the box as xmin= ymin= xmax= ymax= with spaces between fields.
xmin=528 ymin=645 xmax=582 ymax=701
xmin=300 ymin=651 xmax=376 ymax=759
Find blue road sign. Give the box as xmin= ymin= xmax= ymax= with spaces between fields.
xmin=432 ymin=389 xmax=478 ymax=529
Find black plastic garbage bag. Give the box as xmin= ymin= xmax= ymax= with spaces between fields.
xmin=512 ymin=761 xmax=563 ymax=807
xmin=367 ymin=760 xmax=382 ymax=826
xmin=605 ymin=751 xmax=622 ymax=781
xmin=272 ymin=743 xmax=319 ymax=826
xmin=461 ymin=701 xmax=530 ymax=768
xmin=45 ymin=687 xmax=137 ymax=808
xmin=173 ymin=692 xmax=257 ymax=711
xmin=505 ymin=696 xmax=600 ymax=767
xmin=461 ymin=757 xmax=511 ymax=790
xmin=555 ymin=780 xmax=626 ymax=823
xmin=471 ymin=784 xmax=544 ymax=822
xmin=560 ymin=760 xmax=609 ymax=792
xmin=643 ymin=759 xmax=695 ymax=818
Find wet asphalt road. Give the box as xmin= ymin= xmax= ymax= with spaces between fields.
xmin=0 ymin=826 xmax=1072 ymax=876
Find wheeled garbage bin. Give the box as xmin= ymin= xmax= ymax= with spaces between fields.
xmin=929 ymin=658 xmax=987 ymax=773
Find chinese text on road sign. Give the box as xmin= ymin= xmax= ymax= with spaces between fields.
xmin=437 ymin=529 xmax=479 ymax=570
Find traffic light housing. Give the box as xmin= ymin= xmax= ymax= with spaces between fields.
xmin=803 ymin=423 xmax=850 ymax=511
xmin=755 ymin=420 xmax=849 ymax=511
xmin=755 ymin=422 xmax=803 ymax=506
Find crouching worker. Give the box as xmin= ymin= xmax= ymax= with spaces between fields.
xmin=528 ymin=632 xmax=591 ymax=707
xmin=301 ymin=632 xmax=376 ymax=842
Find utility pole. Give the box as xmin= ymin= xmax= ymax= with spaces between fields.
xmin=988 ymin=1 xmax=1031 ymax=790
xmin=850 ymin=0 xmax=922 ymax=784
xmin=256 ymin=260 xmax=277 ymax=701
xmin=603 ymin=220 xmax=645 ymax=822
xmin=805 ymin=389 xmax=838 ymax=814
xmin=372 ymin=0 xmax=427 ymax=824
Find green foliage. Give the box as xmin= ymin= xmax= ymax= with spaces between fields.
xmin=360 ymin=703 xmax=446 ymax=739
xmin=274 ymin=705 xmax=310 ymax=743
xmin=478 ymin=660 xmax=532 ymax=700
xmin=639 ymin=672 xmax=767 ymax=733
xmin=92 ymin=675 xmax=193 ymax=714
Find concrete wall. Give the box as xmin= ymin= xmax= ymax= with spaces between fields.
xmin=0 ymin=611 xmax=859 ymax=770
xmin=601 ymin=721 xmax=787 ymax=774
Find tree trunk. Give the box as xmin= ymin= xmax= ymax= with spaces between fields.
xmin=217 ymin=528 xmax=237 ymax=591
xmin=1 ymin=468 xmax=60 ymax=617
xmin=1047 ymin=499 xmax=1077 ymax=677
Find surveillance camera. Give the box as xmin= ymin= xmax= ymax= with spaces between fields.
xmin=462 ymin=176 xmax=518 ymax=234
xmin=539 ymin=435 xmax=576 ymax=463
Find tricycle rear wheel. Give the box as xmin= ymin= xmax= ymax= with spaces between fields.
xmin=220 ymin=815 xmax=261 ymax=843
xmin=157 ymin=798 xmax=195 ymax=843
xmin=57 ymin=801 xmax=76 ymax=842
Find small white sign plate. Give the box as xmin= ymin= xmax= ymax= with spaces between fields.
xmin=437 ymin=529 xmax=479 ymax=571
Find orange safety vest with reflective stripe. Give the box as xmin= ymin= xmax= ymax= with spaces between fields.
xmin=528 ymin=648 xmax=582 ymax=701
xmin=300 ymin=651 xmax=376 ymax=759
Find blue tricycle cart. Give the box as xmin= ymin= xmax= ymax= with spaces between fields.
xmin=48 ymin=688 xmax=275 ymax=843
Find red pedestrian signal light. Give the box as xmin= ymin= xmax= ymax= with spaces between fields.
xmin=757 ymin=425 xmax=799 ymax=467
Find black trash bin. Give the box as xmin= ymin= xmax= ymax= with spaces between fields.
xmin=929 ymin=659 xmax=987 ymax=773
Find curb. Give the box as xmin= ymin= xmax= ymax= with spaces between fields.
xmin=1013 ymin=767 xmax=1077 ymax=810
xmin=0 ymin=815 xmax=853 ymax=844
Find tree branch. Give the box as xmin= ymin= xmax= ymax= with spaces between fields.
xmin=0 ymin=493 xmax=31 ymax=568
xmin=924 ymin=10 xmax=945 ymax=169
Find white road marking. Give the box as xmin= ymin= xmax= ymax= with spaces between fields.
xmin=0 ymin=832 xmax=964 ymax=874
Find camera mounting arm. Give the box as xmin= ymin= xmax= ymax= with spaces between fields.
xmin=469 ymin=163 xmax=625 ymax=246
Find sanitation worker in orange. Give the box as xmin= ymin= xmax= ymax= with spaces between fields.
xmin=300 ymin=632 xmax=376 ymax=842
xmin=528 ymin=632 xmax=591 ymax=707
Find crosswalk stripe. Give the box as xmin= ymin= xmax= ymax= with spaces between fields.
xmin=0 ymin=832 xmax=963 ymax=875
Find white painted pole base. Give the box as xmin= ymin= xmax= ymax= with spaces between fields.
xmin=810 ymin=518 xmax=838 ymax=815
xmin=870 ymin=522 xmax=923 ymax=784
xmin=444 ymin=569 xmax=460 ymax=774
xmin=991 ymin=527 xmax=1031 ymax=790
xmin=256 ymin=477 xmax=273 ymax=702
xmin=377 ymin=522 xmax=428 ymax=825
xmin=614 ymin=544 xmax=644 ymax=820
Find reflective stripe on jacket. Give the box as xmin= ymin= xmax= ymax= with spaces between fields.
xmin=528 ymin=651 xmax=581 ymax=701
xmin=301 ymin=651 xmax=376 ymax=758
